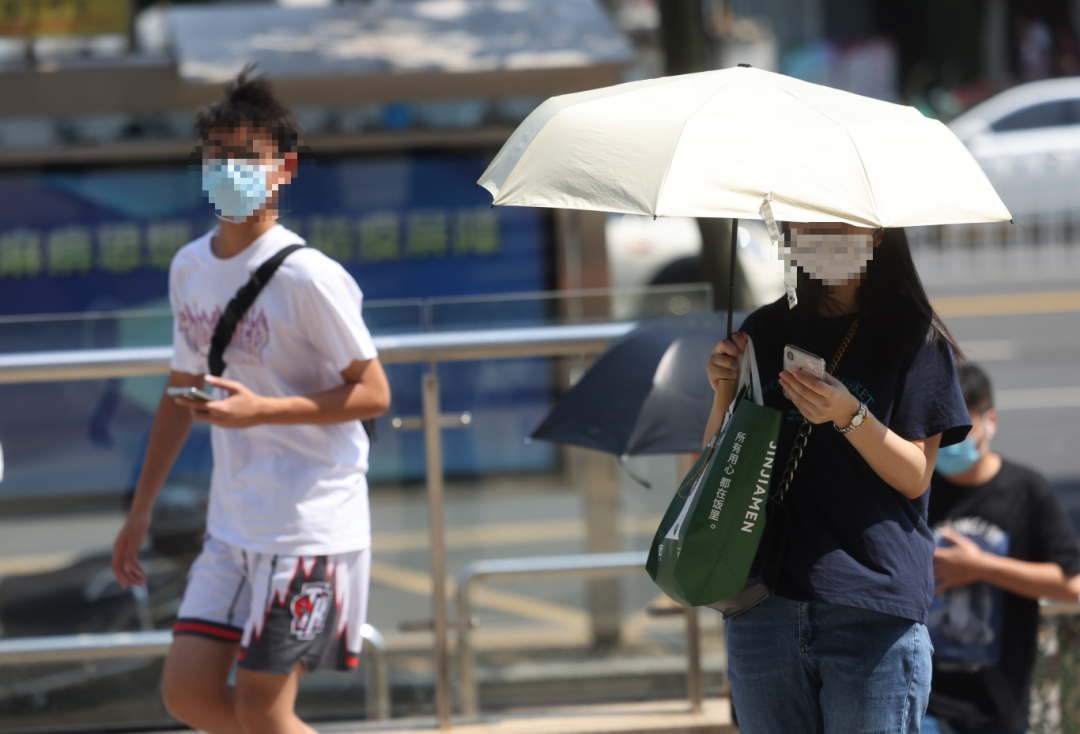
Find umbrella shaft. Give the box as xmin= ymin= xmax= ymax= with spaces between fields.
xmin=728 ymin=217 xmax=739 ymax=338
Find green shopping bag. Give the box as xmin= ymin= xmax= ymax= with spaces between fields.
xmin=646 ymin=337 xmax=782 ymax=607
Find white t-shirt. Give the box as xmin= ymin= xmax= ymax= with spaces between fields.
xmin=169 ymin=225 xmax=379 ymax=556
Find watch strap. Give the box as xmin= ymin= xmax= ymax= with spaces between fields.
xmin=835 ymin=401 xmax=867 ymax=435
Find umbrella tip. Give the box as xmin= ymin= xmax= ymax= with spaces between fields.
xmin=737 ymin=63 xmax=752 ymax=68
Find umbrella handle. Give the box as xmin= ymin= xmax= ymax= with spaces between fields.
xmin=727 ymin=217 xmax=738 ymax=338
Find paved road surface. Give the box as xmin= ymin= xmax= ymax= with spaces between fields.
xmin=925 ymin=277 xmax=1080 ymax=509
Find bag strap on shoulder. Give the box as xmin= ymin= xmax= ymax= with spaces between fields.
xmin=208 ymin=244 xmax=305 ymax=377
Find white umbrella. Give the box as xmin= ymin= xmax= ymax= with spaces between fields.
xmin=479 ymin=65 xmax=1011 ymax=228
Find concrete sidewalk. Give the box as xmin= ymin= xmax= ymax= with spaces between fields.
xmin=320 ymin=699 xmax=735 ymax=734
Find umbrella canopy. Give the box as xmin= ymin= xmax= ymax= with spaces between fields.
xmin=479 ymin=65 xmax=1011 ymax=228
xmin=531 ymin=312 xmax=731 ymax=455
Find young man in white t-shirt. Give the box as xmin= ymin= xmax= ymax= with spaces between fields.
xmin=111 ymin=68 xmax=390 ymax=734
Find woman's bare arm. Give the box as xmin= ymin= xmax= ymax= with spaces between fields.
xmin=780 ymin=367 xmax=939 ymax=499
xmin=843 ymin=411 xmax=940 ymax=499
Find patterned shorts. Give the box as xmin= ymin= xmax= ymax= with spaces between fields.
xmin=174 ymin=535 xmax=370 ymax=675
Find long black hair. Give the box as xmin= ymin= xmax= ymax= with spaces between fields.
xmin=788 ymin=227 xmax=963 ymax=371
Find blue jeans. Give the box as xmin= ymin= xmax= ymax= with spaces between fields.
xmin=726 ymin=595 xmax=933 ymax=734
xmin=921 ymin=714 xmax=1026 ymax=734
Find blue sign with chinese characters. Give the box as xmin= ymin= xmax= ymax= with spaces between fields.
xmin=0 ymin=155 xmax=548 ymax=312
xmin=0 ymin=153 xmax=556 ymax=501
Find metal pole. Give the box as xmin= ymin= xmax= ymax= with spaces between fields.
xmin=727 ymin=217 xmax=739 ymax=337
xmin=125 ymin=0 xmax=137 ymax=53
xmin=685 ymin=607 xmax=703 ymax=713
xmin=360 ymin=624 xmax=391 ymax=720
xmin=584 ymin=449 xmax=621 ymax=649
xmin=423 ymin=366 xmax=452 ymax=729
xmin=457 ymin=577 xmax=478 ymax=715
xmin=129 ymin=585 xmax=154 ymax=631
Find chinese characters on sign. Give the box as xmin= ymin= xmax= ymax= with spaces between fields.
xmin=272 ymin=209 xmax=500 ymax=264
xmin=0 ymin=208 xmax=501 ymax=280
xmin=0 ymin=229 xmax=42 ymax=279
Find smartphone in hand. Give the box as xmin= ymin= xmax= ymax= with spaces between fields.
xmin=782 ymin=345 xmax=826 ymax=399
xmin=166 ymin=386 xmax=214 ymax=402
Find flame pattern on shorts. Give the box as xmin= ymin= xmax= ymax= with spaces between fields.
xmin=246 ymin=555 xmax=353 ymax=649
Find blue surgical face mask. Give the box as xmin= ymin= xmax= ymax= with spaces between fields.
xmin=936 ymin=436 xmax=980 ymax=477
xmin=202 ymin=160 xmax=277 ymax=222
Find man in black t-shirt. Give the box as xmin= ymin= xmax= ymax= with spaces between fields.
xmin=925 ymin=363 xmax=1080 ymax=734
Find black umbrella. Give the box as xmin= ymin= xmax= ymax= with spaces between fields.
xmin=531 ymin=311 xmax=745 ymax=456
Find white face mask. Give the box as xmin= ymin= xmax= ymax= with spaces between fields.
xmin=785 ymin=232 xmax=875 ymax=286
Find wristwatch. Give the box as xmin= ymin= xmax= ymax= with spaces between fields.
xmin=835 ymin=401 xmax=868 ymax=435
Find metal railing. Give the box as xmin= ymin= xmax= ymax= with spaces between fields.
xmin=1041 ymin=600 xmax=1080 ymax=618
xmin=0 ymin=322 xmax=635 ymax=384
xmin=454 ymin=551 xmax=708 ymax=716
xmin=1033 ymin=601 xmax=1080 ymax=734
xmin=0 ymin=320 xmax=685 ymax=730
xmin=0 ymin=624 xmax=391 ymax=720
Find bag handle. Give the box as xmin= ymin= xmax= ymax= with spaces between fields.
xmin=208 ymin=244 xmax=305 ymax=377
xmin=731 ymin=336 xmax=764 ymax=406
xmin=774 ymin=315 xmax=860 ymax=504
xmin=677 ymin=339 xmax=762 ymax=498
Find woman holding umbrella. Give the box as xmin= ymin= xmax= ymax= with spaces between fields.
xmin=706 ymin=222 xmax=971 ymax=733
xmin=478 ymin=63 xmax=1012 ymax=733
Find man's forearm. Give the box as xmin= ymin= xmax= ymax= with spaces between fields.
xmin=259 ymin=382 xmax=390 ymax=426
xmin=978 ymin=555 xmax=1076 ymax=602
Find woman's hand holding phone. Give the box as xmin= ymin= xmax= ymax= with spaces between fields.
xmin=706 ymin=331 xmax=749 ymax=391
xmin=779 ymin=368 xmax=860 ymax=426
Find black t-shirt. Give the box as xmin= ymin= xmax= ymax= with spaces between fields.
xmin=927 ymin=460 xmax=1080 ymax=732
xmin=740 ymin=298 xmax=970 ymax=624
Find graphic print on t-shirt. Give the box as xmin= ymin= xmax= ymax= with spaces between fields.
xmin=176 ymin=303 xmax=269 ymax=366
xmin=928 ymin=517 xmax=1010 ymax=667
xmin=837 ymin=377 xmax=875 ymax=407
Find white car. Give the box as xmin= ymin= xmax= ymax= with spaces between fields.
xmin=605 ymin=214 xmax=786 ymax=320
xmin=949 ymin=78 xmax=1080 ymax=221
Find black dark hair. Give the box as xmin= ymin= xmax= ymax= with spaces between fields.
xmin=957 ymin=363 xmax=993 ymax=414
xmin=194 ymin=64 xmax=304 ymax=155
xmin=787 ymin=227 xmax=964 ymax=372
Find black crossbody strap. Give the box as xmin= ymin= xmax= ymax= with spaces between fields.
xmin=208 ymin=244 xmax=305 ymax=377
xmin=773 ymin=314 xmax=860 ymax=505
